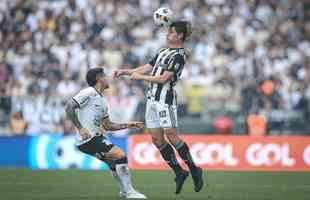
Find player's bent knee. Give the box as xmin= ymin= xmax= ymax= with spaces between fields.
xmin=114 ymin=148 xmax=125 ymax=159
xmin=105 ymin=147 xmax=125 ymax=160
xmin=151 ymin=135 xmax=165 ymax=147
xmin=115 ymin=149 xmax=126 ymax=159
xmin=165 ymin=129 xmax=181 ymax=145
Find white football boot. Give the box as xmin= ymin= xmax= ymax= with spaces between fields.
xmin=119 ymin=191 xmax=126 ymax=198
xmin=124 ymin=190 xmax=147 ymax=199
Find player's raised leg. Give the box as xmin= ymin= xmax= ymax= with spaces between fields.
xmin=165 ymin=129 xmax=204 ymax=192
xmin=103 ymin=159 xmax=127 ymax=198
xmin=104 ymin=146 xmax=147 ymax=199
xmin=78 ymin=135 xmax=146 ymax=199
xmin=148 ymin=128 xmax=189 ymax=194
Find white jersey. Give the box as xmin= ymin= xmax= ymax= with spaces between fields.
xmin=72 ymin=87 xmax=109 ymax=145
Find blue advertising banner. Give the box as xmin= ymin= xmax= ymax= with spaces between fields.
xmin=0 ymin=136 xmax=30 ymax=167
xmin=28 ymin=134 xmax=128 ymax=170
xmin=0 ymin=134 xmax=128 ymax=169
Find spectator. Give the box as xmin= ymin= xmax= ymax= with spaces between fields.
xmin=295 ymin=87 xmax=309 ymax=120
xmin=0 ymin=0 xmax=309 ymax=135
xmin=9 ymin=111 xmax=28 ymax=136
xmin=0 ymin=86 xmax=12 ymax=126
xmin=185 ymin=82 xmax=206 ymax=118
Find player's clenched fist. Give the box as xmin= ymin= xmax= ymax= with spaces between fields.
xmin=79 ymin=128 xmax=91 ymax=140
xmin=113 ymin=69 xmax=130 ymax=78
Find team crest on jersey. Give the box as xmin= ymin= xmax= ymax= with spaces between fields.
xmin=159 ymin=111 xmax=167 ymax=118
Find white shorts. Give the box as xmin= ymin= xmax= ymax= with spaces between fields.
xmin=145 ymin=99 xmax=178 ymax=129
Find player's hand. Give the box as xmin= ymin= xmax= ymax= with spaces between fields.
xmin=131 ymin=72 xmax=142 ymax=80
xmin=113 ymin=70 xmax=122 ymax=78
xmin=127 ymin=121 xmax=144 ymax=129
xmin=113 ymin=69 xmax=129 ymax=78
xmin=79 ymin=128 xmax=91 ymax=140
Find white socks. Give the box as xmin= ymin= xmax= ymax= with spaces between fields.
xmin=110 ymin=170 xmax=126 ymax=193
xmin=115 ymin=163 xmax=135 ymax=193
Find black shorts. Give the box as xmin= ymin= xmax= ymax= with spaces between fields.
xmin=77 ymin=135 xmax=114 ymax=159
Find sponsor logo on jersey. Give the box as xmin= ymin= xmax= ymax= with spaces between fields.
xmin=159 ymin=111 xmax=166 ymax=118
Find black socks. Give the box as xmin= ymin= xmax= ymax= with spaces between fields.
xmin=175 ymin=141 xmax=198 ymax=174
xmin=158 ymin=142 xmax=183 ymax=175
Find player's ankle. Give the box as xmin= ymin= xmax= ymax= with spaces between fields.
xmin=172 ymin=165 xmax=184 ymax=175
xmin=189 ymin=166 xmax=199 ymax=174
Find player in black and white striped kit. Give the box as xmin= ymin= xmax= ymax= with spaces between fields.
xmin=114 ymin=21 xmax=203 ymax=194
xmin=147 ymin=47 xmax=185 ymax=108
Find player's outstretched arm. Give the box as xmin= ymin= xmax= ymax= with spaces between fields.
xmin=131 ymin=70 xmax=173 ymax=84
xmin=113 ymin=64 xmax=153 ymax=78
xmin=65 ymin=99 xmax=91 ymax=140
xmin=102 ymin=116 xmax=144 ymax=131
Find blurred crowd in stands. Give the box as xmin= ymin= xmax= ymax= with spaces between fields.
xmin=0 ymin=0 xmax=309 ymax=136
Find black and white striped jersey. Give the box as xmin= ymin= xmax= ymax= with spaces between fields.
xmin=147 ymin=47 xmax=186 ymax=106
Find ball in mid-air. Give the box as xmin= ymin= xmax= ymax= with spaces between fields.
xmin=153 ymin=7 xmax=173 ymax=27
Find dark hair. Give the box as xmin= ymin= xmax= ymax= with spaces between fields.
xmin=170 ymin=20 xmax=192 ymax=42
xmin=86 ymin=68 xmax=104 ymax=86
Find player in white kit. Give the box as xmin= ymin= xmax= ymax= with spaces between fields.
xmin=65 ymin=67 xmax=147 ymax=199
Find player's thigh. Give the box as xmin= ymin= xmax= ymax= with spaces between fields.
xmin=164 ymin=128 xmax=181 ymax=146
xmin=77 ymin=135 xmax=115 ymax=160
xmin=148 ymin=128 xmax=165 ymax=147
xmin=157 ymin=105 xmax=181 ymax=145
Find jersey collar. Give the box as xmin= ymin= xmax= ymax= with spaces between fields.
xmin=92 ymin=87 xmax=103 ymax=97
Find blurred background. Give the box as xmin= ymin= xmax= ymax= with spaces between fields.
xmin=0 ymin=0 xmax=310 ymax=138
xmin=1 ymin=2 xmax=310 ymax=199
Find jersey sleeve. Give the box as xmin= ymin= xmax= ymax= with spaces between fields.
xmin=166 ymin=54 xmax=185 ymax=73
xmin=72 ymin=88 xmax=93 ymax=108
xmin=148 ymin=54 xmax=159 ymax=66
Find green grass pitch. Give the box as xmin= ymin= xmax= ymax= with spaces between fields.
xmin=1 ymin=168 xmax=310 ymax=200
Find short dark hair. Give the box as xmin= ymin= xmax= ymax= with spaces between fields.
xmin=170 ymin=20 xmax=192 ymax=41
xmin=86 ymin=68 xmax=104 ymax=86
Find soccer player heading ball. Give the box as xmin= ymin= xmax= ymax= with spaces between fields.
xmin=65 ymin=68 xmax=147 ymax=199
xmin=114 ymin=19 xmax=203 ymax=194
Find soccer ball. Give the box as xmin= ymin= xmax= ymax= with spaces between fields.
xmin=153 ymin=7 xmax=173 ymax=27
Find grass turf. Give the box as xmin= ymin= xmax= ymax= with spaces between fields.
xmin=0 ymin=168 xmax=310 ymax=200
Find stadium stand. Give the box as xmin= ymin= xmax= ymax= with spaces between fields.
xmin=0 ymin=0 xmax=309 ymax=135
